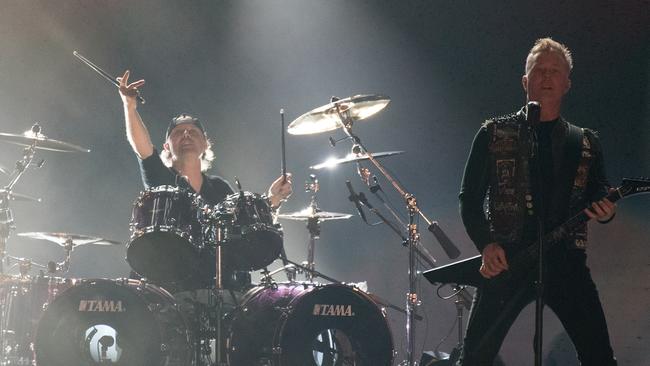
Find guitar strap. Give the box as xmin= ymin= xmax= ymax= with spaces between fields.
xmin=552 ymin=121 xmax=584 ymax=224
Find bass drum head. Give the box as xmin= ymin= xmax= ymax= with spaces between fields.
xmin=34 ymin=279 xmax=192 ymax=366
xmin=228 ymin=283 xmax=394 ymax=366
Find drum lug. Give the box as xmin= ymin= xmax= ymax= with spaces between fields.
xmin=160 ymin=343 xmax=168 ymax=353
xmin=272 ymin=346 xmax=282 ymax=355
xmin=148 ymin=303 xmax=162 ymax=312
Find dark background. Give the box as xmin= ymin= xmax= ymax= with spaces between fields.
xmin=0 ymin=0 xmax=648 ymax=364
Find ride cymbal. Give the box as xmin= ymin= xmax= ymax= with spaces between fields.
xmin=309 ymin=150 xmax=404 ymax=170
xmin=287 ymin=94 xmax=390 ymax=135
xmin=0 ymin=131 xmax=90 ymax=153
xmin=17 ymin=232 xmax=121 ymax=247
xmin=0 ymin=189 xmax=42 ymax=202
xmin=276 ymin=207 xmax=352 ymax=221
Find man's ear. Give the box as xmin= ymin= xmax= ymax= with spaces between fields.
xmin=522 ymin=74 xmax=528 ymax=92
xmin=163 ymin=142 xmax=170 ymax=152
xmin=565 ymin=78 xmax=572 ymax=94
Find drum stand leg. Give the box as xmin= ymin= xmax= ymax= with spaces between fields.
xmin=214 ymin=242 xmax=228 ymax=366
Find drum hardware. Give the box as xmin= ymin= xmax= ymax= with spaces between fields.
xmin=0 ymin=190 xmax=42 ymax=203
xmin=309 ymin=150 xmax=404 ymax=170
xmin=3 ymin=255 xmax=47 ymax=277
xmin=127 ymin=185 xmax=207 ymax=286
xmin=34 ymin=278 xmax=192 ymax=366
xmin=288 ymin=95 xmax=462 ymax=366
xmin=286 ymin=94 xmax=391 ymax=135
xmin=1 ymin=274 xmax=77 ymax=366
xmin=17 ymin=232 xmax=121 ymax=274
xmin=73 ymin=50 xmax=146 ymax=104
xmin=276 ymin=175 xmax=352 ymax=282
xmin=0 ymin=129 xmax=91 ymax=153
xmin=227 ymin=282 xmax=395 ymax=365
xmin=0 ymin=124 xmax=89 ymax=274
xmin=212 ymin=190 xmax=284 ymax=271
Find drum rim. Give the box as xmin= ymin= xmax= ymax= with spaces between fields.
xmin=229 ymin=282 xmax=395 ymax=365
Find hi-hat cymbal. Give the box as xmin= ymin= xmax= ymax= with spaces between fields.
xmin=287 ymin=94 xmax=390 ymax=135
xmin=310 ymin=150 xmax=404 ymax=170
xmin=0 ymin=189 xmax=42 ymax=202
xmin=17 ymin=232 xmax=121 ymax=247
xmin=0 ymin=131 xmax=90 ymax=153
xmin=277 ymin=206 xmax=352 ymax=221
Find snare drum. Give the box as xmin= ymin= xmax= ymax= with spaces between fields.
xmin=213 ymin=191 xmax=283 ymax=271
xmin=227 ymin=283 xmax=394 ymax=366
xmin=127 ymin=185 xmax=206 ymax=284
xmin=34 ymin=278 xmax=193 ymax=366
xmin=0 ymin=275 xmax=75 ymax=366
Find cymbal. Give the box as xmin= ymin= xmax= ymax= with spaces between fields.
xmin=0 ymin=189 xmax=42 ymax=202
xmin=310 ymin=150 xmax=404 ymax=170
xmin=287 ymin=94 xmax=390 ymax=135
xmin=0 ymin=164 xmax=8 ymax=176
xmin=277 ymin=206 xmax=352 ymax=221
xmin=0 ymin=131 xmax=91 ymax=153
xmin=17 ymin=232 xmax=121 ymax=247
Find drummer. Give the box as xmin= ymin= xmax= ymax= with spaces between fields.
xmin=116 ymin=70 xmax=292 ymax=207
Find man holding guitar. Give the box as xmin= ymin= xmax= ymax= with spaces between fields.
xmin=457 ymin=38 xmax=617 ymax=365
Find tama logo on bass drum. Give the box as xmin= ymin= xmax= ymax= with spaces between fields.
xmin=78 ymin=300 xmax=126 ymax=312
xmin=312 ymin=304 xmax=354 ymax=317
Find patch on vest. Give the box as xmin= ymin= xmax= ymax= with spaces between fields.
xmin=496 ymin=159 xmax=516 ymax=193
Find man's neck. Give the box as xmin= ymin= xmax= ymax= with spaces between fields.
xmin=172 ymin=158 xmax=203 ymax=191
xmin=532 ymin=99 xmax=561 ymax=122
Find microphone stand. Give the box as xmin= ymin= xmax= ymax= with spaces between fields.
xmin=332 ymin=103 xmax=434 ymax=366
xmin=526 ymin=102 xmax=545 ymax=366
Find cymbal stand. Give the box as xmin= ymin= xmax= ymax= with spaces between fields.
xmin=332 ymin=102 xmax=426 ymax=366
xmin=0 ymin=123 xmax=43 ymax=273
xmin=212 ymin=211 xmax=228 ymax=366
xmin=304 ymin=175 xmax=321 ymax=282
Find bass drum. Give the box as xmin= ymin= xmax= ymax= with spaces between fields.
xmin=227 ymin=283 xmax=394 ymax=366
xmin=0 ymin=275 xmax=75 ymax=366
xmin=34 ymin=279 xmax=192 ymax=366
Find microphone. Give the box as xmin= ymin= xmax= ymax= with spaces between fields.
xmin=427 ymin=221 xmax=461 ymax=259
xmin=346 ymin=180 xmax=367 ymax=223
xmin=526 ymin=101 xmax=541 ymax=127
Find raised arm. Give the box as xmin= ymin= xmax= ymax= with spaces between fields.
xmin=117 ymin=70 xmax=154 ymax=159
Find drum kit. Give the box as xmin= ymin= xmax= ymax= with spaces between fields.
xmin=0 ymin=93 xmax=464 ymax=365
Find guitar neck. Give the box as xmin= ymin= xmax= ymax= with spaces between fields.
xmin=516 ymin=188 xmax=623 ymax=274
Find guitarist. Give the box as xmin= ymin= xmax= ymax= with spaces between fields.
xmin=457 ymin=38 xmax=617 ymax=365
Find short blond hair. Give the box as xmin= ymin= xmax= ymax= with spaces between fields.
xmin=525 ymin=37 xmax=573 ymax=74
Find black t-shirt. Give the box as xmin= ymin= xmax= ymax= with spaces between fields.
xmin=138 ymin=149 xmax=233 ymax=205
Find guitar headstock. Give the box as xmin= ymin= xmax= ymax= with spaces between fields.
xmin=618 ymin=177 xmax=650 ymax=198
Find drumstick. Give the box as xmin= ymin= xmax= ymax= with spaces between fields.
xmin=281 ymin=108 xmax=287 ymax=181
xmin=73 ymin=50 xmax=146 ymax=104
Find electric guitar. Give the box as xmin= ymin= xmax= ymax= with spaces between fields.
xmin=423 ymin=178 xmax=650 ymax=288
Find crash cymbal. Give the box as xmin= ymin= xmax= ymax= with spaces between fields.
xmin=0 ymin=189 xmax=42 ymax=202
xmin=277 ymin=206 xmax=352 ymax=221
xmin=287 ymin=94 xmax=390 ymax=135
xmin=0 ymin=131 xmax=90 ymax=153
xmin=309 ymin=150 xmax=404 ymax=170
xmin=17 ymin=232 xmax=121 ymax=247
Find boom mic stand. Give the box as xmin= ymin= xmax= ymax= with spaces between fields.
xmin=331 ymin=103 xmax=440 ymax=366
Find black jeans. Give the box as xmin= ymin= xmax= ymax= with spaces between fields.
xmin=457 ymin=249 xmax=616 ymax=366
